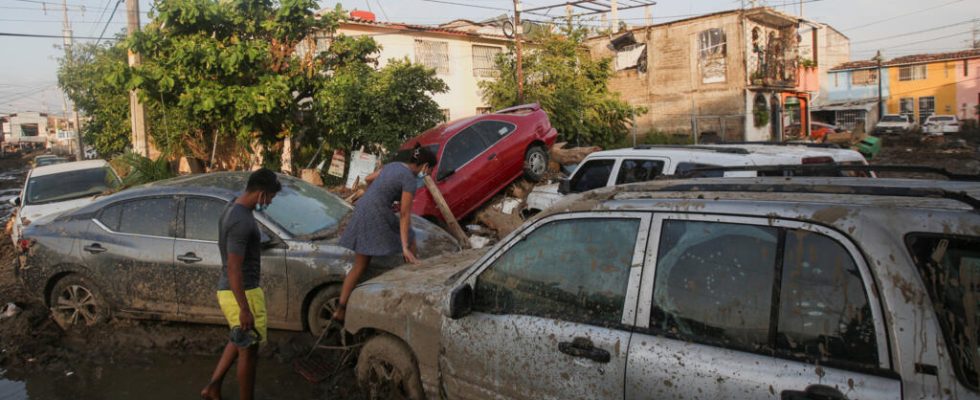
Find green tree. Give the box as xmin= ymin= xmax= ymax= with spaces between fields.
xmin=480 ymin=27 xmax=642 ymax=148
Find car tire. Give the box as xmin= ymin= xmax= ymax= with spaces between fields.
xmin=356 ymin=334 xmax=425 ymax=400
xmin=306 ymin=284 xmax=342 ymax=339
xmin=48 ymin=274 xmax=109 ymax=328
xmin=523 ymin=146 xmax=548 ymax=183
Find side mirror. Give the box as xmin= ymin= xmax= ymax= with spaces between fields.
xmin=9 ymin=197 xmax=20 ymax=207
xmin=558 ymin=178 xmax=571 ymax=195
xmin=446 ymin=283 xmax=473 ymax=320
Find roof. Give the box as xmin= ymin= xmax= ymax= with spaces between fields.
xmin=332 ymin=13 xmax=511 ymax=41
xmin=587 ymin=144 xmax=865 ymax=163
xmin=29 ymin=159 xmax=108 ymax=178
xmin=830 ymin=48 xmax=980 ymax=71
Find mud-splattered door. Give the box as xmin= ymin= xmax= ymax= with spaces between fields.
xmin=441 ymin=214 xmax=650 ymax=399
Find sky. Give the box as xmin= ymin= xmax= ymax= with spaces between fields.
xmin=0 ymin=0 xmax=977 ymax=115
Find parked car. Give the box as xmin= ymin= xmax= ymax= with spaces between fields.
xmin=10 ymin=159 xmax=120 ymax=246
xmin=399 ymin=103 xmax=558 ymax=222
xmin=524 ymin=143 xmax=871 ymax=214
xmin=923 ymin=115 xmax=960 ymax=135
xmin=873 ymin=114 xmax=914 ymax=135
xmin=32 ymin=154 xmax=59 ymax=166
xmin=783 ymin=122 xmax=839 ymax=141
xmin=344 ymin=176 xmax=980 ymax=399
xmin=34 ymin=157 xmax=68 ymax=167
xmin=18 ymin=172 xmax=459 ymax=335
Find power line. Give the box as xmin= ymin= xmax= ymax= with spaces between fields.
xmin=87 ymin=0 xmax=115 ymax=36
xmin=841 ymin=0 xmax=964 ymax=31
xmin=0 ymin=31 xmax=103 ymax=40
xmin=95 ymin=0 xmax=123 ymax=45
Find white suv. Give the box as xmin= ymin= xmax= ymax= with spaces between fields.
xmin=923 ymin=115 xmax=960 ymax=136
xmin=525 ymin=143 xmax=870 ymax=214
xmin=874 ymin=114 xmax=914 ymax=135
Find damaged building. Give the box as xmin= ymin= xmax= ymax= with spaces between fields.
xmin=586 ymin=7 xmax=833 ymax=142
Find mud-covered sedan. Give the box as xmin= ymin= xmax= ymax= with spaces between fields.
xmin=18 ymin=172 xmax=458 ymax=335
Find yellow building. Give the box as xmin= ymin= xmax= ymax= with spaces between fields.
xmin=885 ymin=51 xmax=975 ymax=125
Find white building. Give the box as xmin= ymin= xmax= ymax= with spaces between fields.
xmin=311 ymin=11 xmax=514 ymax=121
xmin=4 ymin=112 xmax=49 ymax=147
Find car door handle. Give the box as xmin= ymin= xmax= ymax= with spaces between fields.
xmin=83 ymin=243 xmax=107 ymax=254
xmin=781 ymin=384 xmax=847 ymax=400
xmin=487 ymin=153 xmax=497 ymax=161
xmin=558 ymin=337 xmax=610 ymax=363
xmin=177 ymin=252 xmax=203 ymax=264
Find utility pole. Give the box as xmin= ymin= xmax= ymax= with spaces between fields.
xmin=62 ymin=0 xmax=84 ymax=160
xmin=874 ymin=50 xmax=883 ymax=122
xmin=610 ymin=0 xmax=618 ymax=31
xmin=513 ymin=0 xmax=524 ymax=103
xmin=644 ymin=5 xmax=651 ymax=25
xmin=126 ymin=0 xmax=151 ymax=158
xmin=566 ymin=2 xmax=573 ymax=31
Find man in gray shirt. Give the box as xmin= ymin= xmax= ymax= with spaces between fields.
xmin=201 ymin=168 xmax=281 ymax=400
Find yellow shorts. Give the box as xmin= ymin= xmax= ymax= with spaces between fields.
xmin=216 ymin=288 xmax=268 ymax=344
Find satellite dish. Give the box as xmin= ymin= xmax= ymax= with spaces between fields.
xmin=502 ymin=20 xmax=515 ymax=38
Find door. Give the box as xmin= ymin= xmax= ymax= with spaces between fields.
xmin=626 ymin=215 xmax=900 ymax=399
xmin=84 ymin=197 xmax=178 ymax=313
xmin=441 ymin=213 xmax=650 ymax=399
xmin=472 ymin=120 xmax=519 ymax=183
xmin=174 ymin=197 xmax=289 ymax=323
xmin=434 ymin=122 xmax=498 ymax=216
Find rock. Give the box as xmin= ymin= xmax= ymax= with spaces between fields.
xmin=468 ymin=235 xmax=492 ymax=249
xmin=177 ymin=157 xmax=205 ymax=175
xmin=549 ymin=142 xmax=601 ymax=165
xmin=0 ymin=302 xmax=20 ymax=319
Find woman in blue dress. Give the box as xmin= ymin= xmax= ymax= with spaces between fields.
xmin=334 ymin=144 xmax=437 ymax=322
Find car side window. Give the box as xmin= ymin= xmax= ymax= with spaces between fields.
xmin=570 ymin=159 xmax=615 ymax=193
xmin=674 ymin=162 xmax=723 ymax=178
xmin=474 ymin=217 xmax=640 ymax=327
xmin=438 ymin=124 xmax=491 ymax=180
xmin=651 ymin=220 xmax=778 ymax=352
xmin=117 ymin=197 xmax=178 ymax=237
xmin=472 ymin=120 xmax=516 ymax=148
xmin=183 ymin=197 xmax=228 ymax=241
xmin=777 ymin=230 xmax=878 ymax=368
xmin=616 ymin=159 xmax=665 ymax=184
xmin=97 ymin=203 xmax=123 ymax=231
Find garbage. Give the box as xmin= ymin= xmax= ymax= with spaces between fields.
xmin=0 ymin=302 xmax=20 ymax=319
xmin=468 ymin=235 xmax=491 ymax=249
xmin=499 ymin=198 xmax=522 ymax=215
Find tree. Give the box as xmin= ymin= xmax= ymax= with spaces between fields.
xmin=480 ymin=27 xmax=643 ymax=148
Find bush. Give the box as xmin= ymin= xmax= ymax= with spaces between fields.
xmin=610 ymin=130 xmax=694 ymax=149
xmin=112 ymin=152 xmax=175 ymax=187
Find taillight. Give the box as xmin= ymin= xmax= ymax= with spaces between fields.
xmin=17 ymin=238 xmax=33 ymax=253
xmin=802 ymin=156 xmax=834 ymax=164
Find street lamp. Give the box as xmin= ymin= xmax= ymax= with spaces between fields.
xmin=872 ymin=50 xmax=883 ymax=122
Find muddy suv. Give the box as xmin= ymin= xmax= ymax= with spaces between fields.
xmin=345 ymin=176 xmax=980 ymax=399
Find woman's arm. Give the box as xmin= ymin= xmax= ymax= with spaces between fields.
xmin=364 ymin=170 xmax=381 ymax=185
xmin=399 ymin=191 xmax=419 ymax=264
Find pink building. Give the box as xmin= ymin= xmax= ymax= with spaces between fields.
xmin=957 ymin=56 xmax=980 ymax=121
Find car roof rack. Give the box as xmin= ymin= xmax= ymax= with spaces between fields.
xmin=649 ymin=182 xmax=980 ymax=211
xmin=632 ymin=144 xmax=750 ymax=154
xmin=716 ymin=141 xmax=843 ymax=149
xmin=677 ymin=164 xmax=980 ymax=182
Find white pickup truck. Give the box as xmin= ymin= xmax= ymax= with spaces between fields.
xmin=524 ymin=143 xmax=871 ymax=215
xmin=873 ymin=114 xmax=914 ymax=135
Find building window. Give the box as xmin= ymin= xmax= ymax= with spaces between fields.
xmin=615 ymin=43 xmax=646 ymax=71
xmin=472 ymin=45 xmax=502 ymax=78
xmin=918 ymin=96 xmax=935 ymax=124
xmin=850 ymin=69 xmax=878 ymax=86
xmin=899 ymin=64 xmax=927 ymax=81
xmin=415 ymin=39 xmax=450 ymax=75
xmin=698 ymin=28 xmax=727 ymax=84
xmin=836 ymin=110 xmax=865 ymax=130
xmin=900 ymin=97 xmax=915 ymax=121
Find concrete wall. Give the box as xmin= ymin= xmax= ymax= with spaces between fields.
xmin=7 ymin=112 xmax=49 ymax=145
xmin=815 ymin=26 xmax=850 ymax=104
xmin=886 ymin=61 xmax=958 ymax=124
xmin=955 ymin=57 xmax=979 ymax=120
xmin=825 ymin=68 xmax=890 ymax=103
xmin=336 ymin=24 xmax=511 ymax=122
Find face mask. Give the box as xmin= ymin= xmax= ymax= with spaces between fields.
xmin=255 ymin=194 xmax=267 ymax=212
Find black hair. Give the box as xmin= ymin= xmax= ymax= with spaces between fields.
xmin=408 ymin=143 xmax=437 ymax=167
xmin=246 ymin=168 xmax=282 ymax=193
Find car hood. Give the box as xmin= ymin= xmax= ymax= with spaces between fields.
xmin=344 ymin=248 xmax=486 ymax=343
xmin=526 ymin=183 xmax=563 ymax=211
xmin=20 ymin=196 xmax=96 ymax=221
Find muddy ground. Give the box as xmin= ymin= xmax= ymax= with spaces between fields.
xmin=0 ymin=152 xmax=365 ymax=400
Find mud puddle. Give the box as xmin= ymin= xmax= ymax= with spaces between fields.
xmin=0 ymin=352 xmax=335 ymax=400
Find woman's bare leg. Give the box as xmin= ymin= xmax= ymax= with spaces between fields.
xmin=333 ymin=253 xmax=371 ymax=321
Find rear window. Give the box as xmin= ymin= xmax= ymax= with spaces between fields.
xmin=25 ymin=167 xmax=117 ymax=205
xmin=907 ymin=234 xmax=980 ymax=391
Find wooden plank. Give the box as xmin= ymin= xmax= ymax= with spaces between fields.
xmin=422 ymin=176 xmax=470 ymax=249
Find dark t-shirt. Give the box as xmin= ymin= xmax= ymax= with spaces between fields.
xmin=217 ymin=203 xmax=261 ymax=290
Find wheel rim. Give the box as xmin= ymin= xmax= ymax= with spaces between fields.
xmin=528 ymin=151 xmax=546 ymax=176
xmin=54 ymin=284 xmax=100 ymax=326
xmin=366 ymin=358 xmax=406 ymax=399
xmin=313 ymin=297 xmax=340 ymax=337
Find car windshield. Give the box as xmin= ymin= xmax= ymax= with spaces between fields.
xmin=260 ymin=178 xmax=352 ymax=238
xmin=881 ymin=115 xmax=905 ymax=122
xmin=907 ymin=235 xmax=980 ymax=390
xmin=25 ymin=167 xmax=117 ymax=205
xmin=35 ymin=157 xmax=66 ymax=167
xmin=931 ymin=116 xmax=955 ymax=122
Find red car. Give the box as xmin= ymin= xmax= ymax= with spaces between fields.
xmin=784 ymin=122 xmax=840 ymax=142
xmin=400 ymin=103 xmax=558 ymax=222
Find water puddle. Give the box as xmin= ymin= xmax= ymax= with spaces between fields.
xmin=0 ymin=353 xmax=334 ymax=399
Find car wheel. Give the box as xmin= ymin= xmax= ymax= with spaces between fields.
xmin=356 ymin=334 xmax=425 ymax=400
xmin=306 ymin=285 xmax=342 ymax=339
xmin=523 ymin=146 xmax=548 ymax=183
xmin=49 ymin=274 xmax=108 ymax=328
